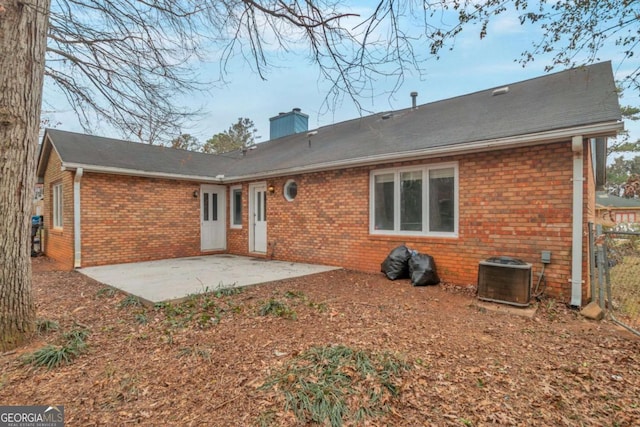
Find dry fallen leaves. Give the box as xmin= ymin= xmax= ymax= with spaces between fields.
xmin=0 ymin=257 xmax=638 ymax=426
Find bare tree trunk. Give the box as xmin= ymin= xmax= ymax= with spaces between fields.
xmin=0 ymin=0 xmax=50 ymax=351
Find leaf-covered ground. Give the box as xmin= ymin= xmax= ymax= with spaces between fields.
xmin=1 ymin=257 xmax=639 ymax=426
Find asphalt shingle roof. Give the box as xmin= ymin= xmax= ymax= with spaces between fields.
xmin=596 ymin=191 xmax=640 ymax=208
xmin=39 ymin=61 xmax=621 ymax=181
xmin=43 ymin=130 xmax=230 ymax=178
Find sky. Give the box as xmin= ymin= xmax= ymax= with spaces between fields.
xmin=44 ymin=3 xmax=640 ymax=148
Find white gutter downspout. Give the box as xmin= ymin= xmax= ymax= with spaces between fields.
xmin=73 ymin=168 xmax=83 ymax=268
xmin=571 ymin=136 xmax=583 ymax=307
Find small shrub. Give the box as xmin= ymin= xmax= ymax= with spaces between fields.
xmin=259 ymin=299 xmax=297 ymax=320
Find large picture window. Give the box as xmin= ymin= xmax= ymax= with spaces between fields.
xmin=53 ymin=183 xmax=63 ymax=229
xmin=370 ymin=163 xmax=458 ymax=236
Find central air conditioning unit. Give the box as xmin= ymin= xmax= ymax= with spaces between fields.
xmin=477 ymin=256 xmax=532 ymax=307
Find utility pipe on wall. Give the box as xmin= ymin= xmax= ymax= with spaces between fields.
xmin=571 ymin=136 xmax=583 ymax=307
xmin=73 ymin=167 xmax=83 ymax=268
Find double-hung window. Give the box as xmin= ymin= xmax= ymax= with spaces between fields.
xmin=370 ymin=163 xmax=458 ymax=236
xmin=52 ymin=183 xmax=63 ymax=229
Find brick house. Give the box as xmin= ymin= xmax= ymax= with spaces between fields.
xmin=36 ymin=62 xmax=622 ymax=306
xmin=596 ymin=191 xmax=640 ymax=226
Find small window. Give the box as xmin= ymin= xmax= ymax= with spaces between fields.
xmin=52 ymin=183 xmax=63 ymax=229
xmin=284 ymin=179 xmax=298 ymax=202
xmin=231 ymin=186 xmax=242 ymax=228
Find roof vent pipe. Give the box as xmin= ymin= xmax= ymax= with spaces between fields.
xmin=410 ymin=91 xmax=418 ymax=109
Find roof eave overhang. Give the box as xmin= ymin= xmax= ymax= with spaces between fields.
xmin=59 ymin=163 xmax=227 ymax=183
xmin=224 ymin=121 xmax=624 ymax=182
xmin=36 ymin=132 xmax=55 ymax=182
xmin=58 ymin=121 xmax=622 ymax=184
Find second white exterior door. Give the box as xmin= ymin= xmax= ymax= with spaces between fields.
xmin=200 ymin=184 xmax=226 ymax=251
xmin=249 ymin=183 xmax=267 ymax=253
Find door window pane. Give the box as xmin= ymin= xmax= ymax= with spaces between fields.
xmin=203 ymin=193 xmax=209 ymax=221
xmin=400 ymin=171 xmax=422 ymax=231
xmin=429 ymin=168 xmax=455 ymax=232
xmin=263 ymin=191 xmax=267 ymax=221
xmin=374 ymin=173 xmax=394 ymax=230
xmin=212 ymin=193 xmax=218 ymax=221
xmin=257 ymin=191 xmax=262 ymax=221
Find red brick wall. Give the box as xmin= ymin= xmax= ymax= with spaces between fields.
xmin=228 ymin=141 xmax=581 ymax=302
xmin=79 ymin=174 xmax=203 ymax=267
xmin=42 ymin=150 xmax=75 ymax=270
xmin=42 ymin=137 xmax=595 ymax=303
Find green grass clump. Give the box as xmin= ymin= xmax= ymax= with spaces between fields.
xmin=215 ymin=286 xmax=243 ymax=297
xmin=21 ymin=345 xmax=78 ymax=370
xmin=22 ymin=328 xmax=90 ymax=370
xmin=258 ymin=299 xmax=297 ymax=320
xmin=96 ymin=287 xmax=117 ymax=298
xmin=36 ymin=318 xmax=59 ymax=333
xmin=260 ymin=345 xmax=409 ymax=426
xmin=118 ymin=295 xmax=142 ymax=308
xmin=155 ymin=294 xmax=222 ymax=329
xmin=177 ymin=346 xmax=212 ymax=361
xmin=134 ymin=313 xmax=148 ymax=325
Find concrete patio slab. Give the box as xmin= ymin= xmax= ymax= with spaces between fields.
xmin=80 ymin=255 xmax=340 ymax=304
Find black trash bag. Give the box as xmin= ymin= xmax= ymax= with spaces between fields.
xmin=409 ymin=253 xmax=440 ymax=286
xmin=381 ymin=245 xmax=411 ymax=280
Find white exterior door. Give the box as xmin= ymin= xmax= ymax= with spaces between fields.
xmin=201 ymin=185 xmax=226 ymax=251
xmin=249 ymin=183 xmax=267 ymax=253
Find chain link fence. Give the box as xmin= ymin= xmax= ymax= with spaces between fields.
xmin=591 ymin=225 xmax=640 ymax=335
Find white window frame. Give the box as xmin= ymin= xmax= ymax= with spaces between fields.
xmin=53 ymin=182 xmax=63 ymax=229
xmin=283 ymin=179 xmax=298 ymax=202
xmin=369 ymin=162 xmax=459 ymax=237
xmin=230 ymin=185 xmax=242 ymax=229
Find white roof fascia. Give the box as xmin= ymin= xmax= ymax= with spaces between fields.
xmin=36 ymin=133 xmax=58 ymax=178
xmin=59 ymin=163 xmax=226 ymax=183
